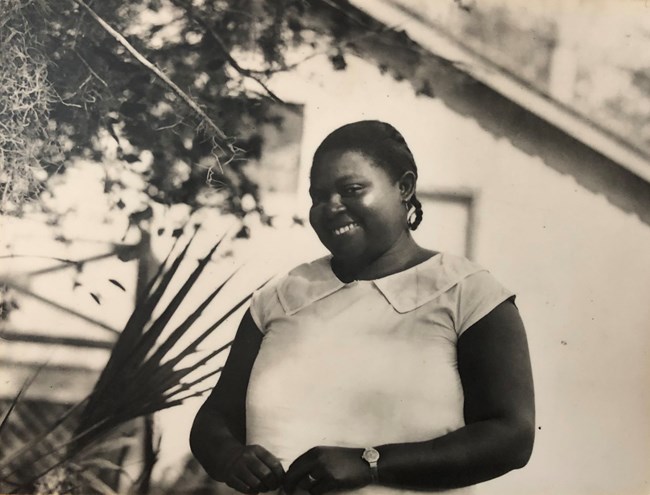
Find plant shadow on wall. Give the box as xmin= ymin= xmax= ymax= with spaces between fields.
xmin=0 ymin=227 xmax=259 ymax=494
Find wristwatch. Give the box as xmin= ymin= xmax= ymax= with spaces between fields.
xmin=361 ymin=447 xmax=380 ymax=483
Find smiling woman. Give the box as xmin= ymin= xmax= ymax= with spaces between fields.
xmin=309 ymin=150 xmax=416 ymax=276
xmin=190 ymin=121 xmax=535 ymax=495
xmin=309 ymin=122 xmax=427 ymax=282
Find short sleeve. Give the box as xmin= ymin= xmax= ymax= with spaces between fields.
xmin=249 ymin=278 xmax=283 ymax=334
xmin=455 ymin=270 xmax=515 ymax=337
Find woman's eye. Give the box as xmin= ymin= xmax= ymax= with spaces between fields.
xmin=342 ymin=185 xmax=363 ymax=196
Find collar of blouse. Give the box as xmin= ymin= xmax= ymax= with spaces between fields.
xmin=275 ymin=252 xmax=485 ymax=315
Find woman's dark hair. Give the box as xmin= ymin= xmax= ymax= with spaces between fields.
xmin=312 ymin=120 xmax=423 ymax=230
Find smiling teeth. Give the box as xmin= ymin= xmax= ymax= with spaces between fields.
xmin=334 ymin=223 xmax=358 ymax=236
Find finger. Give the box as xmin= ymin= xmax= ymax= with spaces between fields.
xmin=254 ymin=446 xmax=286 ymax=482
xmin=249 ymin=461 xmax=276 ymax=491
xmin=295 ymin=472 xmax=313 ymax=491
xmin=310 ymin=478 xmax=335 ymax=495
xmin=227 ymin=475 xmax=255 ymax=494
xmin=306 ymin=463 xmax=330 ymax=488
xmin=236 ymin=469 xmax=262 ymax=494
xmin=284 ymin=456 xmax=315 ymax=494
xmin=309 ymin=464 xmax=328 ymax=479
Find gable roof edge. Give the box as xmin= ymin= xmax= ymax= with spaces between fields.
xmin=350 ymin=0 xmax=650 ymax=184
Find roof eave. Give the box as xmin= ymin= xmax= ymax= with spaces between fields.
xmin=350 ymin=0 xmax=650 ymax=184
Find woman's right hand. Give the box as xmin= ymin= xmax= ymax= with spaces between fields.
xmin=191 ymin=311 xmax=282 ymax=491
xmin=224 ymin=444 xmax=286 ymax=494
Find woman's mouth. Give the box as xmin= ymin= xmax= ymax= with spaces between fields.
xmin=332 ymin=222 xmax=359 ymax=236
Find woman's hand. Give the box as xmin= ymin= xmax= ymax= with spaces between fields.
xmin=224 ymin=444 xmax=285 ymax=494
xmin=283 ymin=446 xmax=371 ymax=495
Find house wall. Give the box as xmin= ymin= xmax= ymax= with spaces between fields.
xmin=153 ymin=54 xmax=650 ymax=495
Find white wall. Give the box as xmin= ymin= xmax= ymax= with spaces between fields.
xmin=154 ymin=54 xmax=650 ymax=495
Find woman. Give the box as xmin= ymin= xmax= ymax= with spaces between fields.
xmin=190 ymin=121 xmax=535 ymax=495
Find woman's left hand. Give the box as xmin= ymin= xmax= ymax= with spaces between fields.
xmin=283 ymin=446 xmax=372 ymax=494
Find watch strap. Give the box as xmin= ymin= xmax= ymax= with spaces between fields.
xmin=362 ymin=447 xmax=380 ymax=483
xmin=369 ymin=461 xmax=379 ymax=483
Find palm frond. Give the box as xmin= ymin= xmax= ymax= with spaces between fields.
xmin=0 ymin=368 xmax=41 ymax=435
xmin=79 ymin=231 xmax=198 ymax=426
xmin=145 ymin=265 xmax=240 ymax=368
xmin=78 ymin=469 xmax=120 ymax=495
xmin=3 ymin=418 xmax=112 ymax=482
xmin=0 ymin=399 xmax=87 ymax=473
xmin=79 ymin=436 xmax=138 ymax=460
xmin=1 ymin=228 xmax=257 ymax=493
xmin=162 ymin=367 xmax=222 ymax=402
xmin=123 ymin=233 xmax=223 ymax=365
xmin=175 ymin=291 xmax=254 ymax=356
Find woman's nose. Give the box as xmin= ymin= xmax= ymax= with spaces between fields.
xmin=327 ymin=194 xmax=345 ymax=214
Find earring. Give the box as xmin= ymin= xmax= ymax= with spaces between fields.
xmin=407 ymin=209 xmax=417 ymax=228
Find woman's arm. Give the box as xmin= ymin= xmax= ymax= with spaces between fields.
xmin=375 ymin=298 xmax=535 ymax=489
xmin=190 ymin=309 xmax=284 ymax=493
xmin=284 ymin=300 xmax=535 ymax=494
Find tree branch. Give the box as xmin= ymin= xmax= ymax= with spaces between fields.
xmin=169 ymin=0 xmax=285 ymax=105
xmin=70 ymin=0 xmax=232 ymax=152
xmin=73 ymin=48 xmax=108 ymax=87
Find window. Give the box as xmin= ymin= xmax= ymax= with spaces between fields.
xmin=412 ymin=190 xmax=475 ymax=258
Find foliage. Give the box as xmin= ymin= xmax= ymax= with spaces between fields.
xmin=1 ymin=0 xmax=336 ymax=218
xmin=0 ymin=0 xmax=59 ymax=214
xmin=0 ymin=228 xmax=258 ymax=494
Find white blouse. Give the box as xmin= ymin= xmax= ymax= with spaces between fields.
xmin=243 ymin=253 xmax=514 ymax=495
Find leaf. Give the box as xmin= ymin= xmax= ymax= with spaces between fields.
xmin=81 ymin=436 xmax=137 ymax=458
xmin=108 ymin=279 xmax=126 ymax=291
xmin=260 ymin=213 xmax=274 ymax=226
xmin=116 ymin=234 xmax=230 ymax=394
xmin=234 ymin=225 xmax=250 ymax=239
xmin=115 ymin=243 xmax=139 ymax=262
xmin=106 ymin=120 xmax=121 ymax=146
xmin=136 ymin=344 xmax=228 ymax=406
xmin=121 ymin=153 xmax=140 ymax=163
xmin=129 ymin=206 xmax=154 ymax=224
xmin=292 ymin=215 xmax=305 ymax=226
xmin=79 ymin=470 xmax=120 ymax=495
xmin=330 ymin=51 xmax=347 ymax=71
xmin=181 ymin=291 xmax=255 ymax=353
xmin=164 ymin=367 xmax=222 ymax=402
xmin=0 ymin=372 xmax=38 ymax=435
xmin=77 ymin=231 xmax=199 ymax=432
xmin=77 ymin=457 xmax=127 ymax=473
xmin=0 ymin=399 xmax=88 ymax=472
xmin=143 ymin=266 xmax=240 ymax=368
xmin=119 ymin=101 xmax=147 ymax=119
xmin=24 ymin=229 xmax=257 ymax=483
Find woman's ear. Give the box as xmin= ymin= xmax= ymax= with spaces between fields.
xmin=398 ymin=171 xmax=417 ymax=202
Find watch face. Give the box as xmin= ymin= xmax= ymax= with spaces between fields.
xmin=363 ymin=448 xmax=380 ymax=462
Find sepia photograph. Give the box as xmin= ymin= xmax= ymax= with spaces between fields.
xmin=1 ymin=1 xmax=649 ymax=494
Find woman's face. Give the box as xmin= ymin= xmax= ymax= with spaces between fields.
xmin=309 ymin=149 xmax=408 ymax=263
